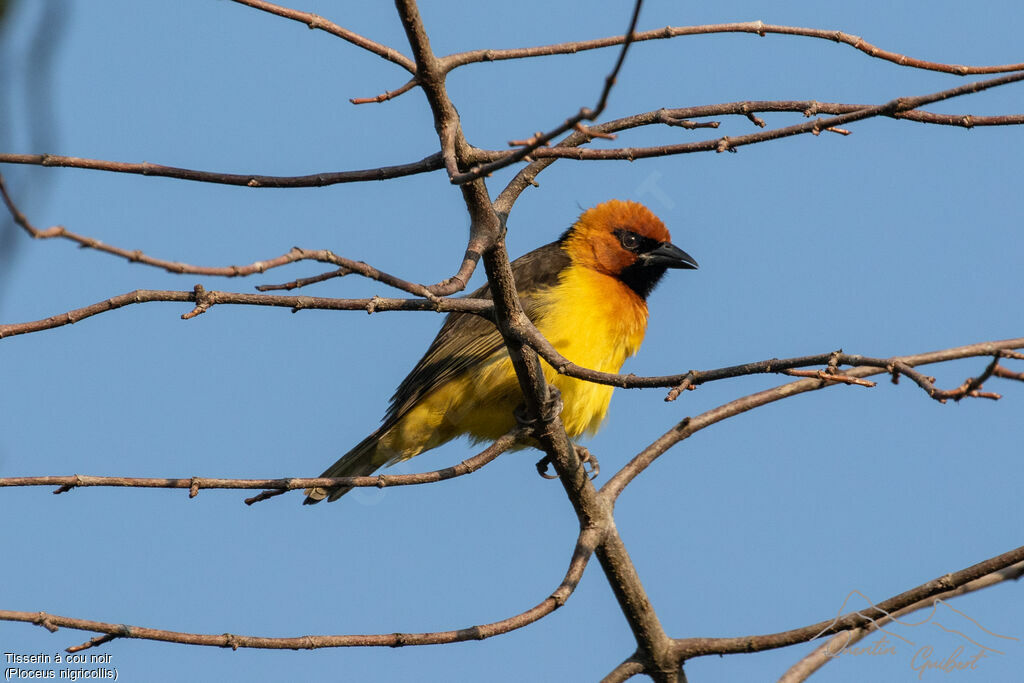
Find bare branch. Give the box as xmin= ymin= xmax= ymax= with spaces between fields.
xmin=442 ymin=21 xmax=1024 ymax=76
xmin=0 ymin=430 xmax=522 ymax=501
xmin=525 ymin=71 xmax=1024 ymax=162
xmin=779 ymin=560 xmax=1024 ymax=683
xmin=228 ymin=0 xmax=416 ymax=73
xmin=0 ymin=152 xmax=444 ymax=187
xmin=0 ymin=288 xmax=491 ymax=340
xmin=3 ymin=102 xmax=1015 ymax=201
xmin=0 ymin=525 xmax=601 ymax=651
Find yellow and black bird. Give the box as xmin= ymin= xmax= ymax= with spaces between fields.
xmin=305 ymin=200 xmax=697 ymax=503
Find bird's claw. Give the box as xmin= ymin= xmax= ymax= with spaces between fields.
xmin=534 ymin=444 xmax=600 ymax=481
xmin=535 ymin=455 xmax=559 ymax=479
xmin=539 ymin=385 xmax=564 ymax=423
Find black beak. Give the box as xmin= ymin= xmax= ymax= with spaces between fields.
xmin=641 ymin=242 xmax=698 ymax=270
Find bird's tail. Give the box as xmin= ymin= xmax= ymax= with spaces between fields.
xmin=303 ymin=429 xmax=387 ymax=504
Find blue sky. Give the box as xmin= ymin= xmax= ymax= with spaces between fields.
xmin=2 ymin=1 xmax=1022 ymax=682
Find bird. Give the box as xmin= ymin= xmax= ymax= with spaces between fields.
xmin=304 ymin=199 xmax=698 ymax=504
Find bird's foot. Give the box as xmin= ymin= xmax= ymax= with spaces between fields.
xmin=534 ymin=444 xmax=600 ymax=481
xmin=514 ymin=385 xmax=563 ymax=435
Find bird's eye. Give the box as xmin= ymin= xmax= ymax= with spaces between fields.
xmin=618 ymin=231 xmax=642 ymax=251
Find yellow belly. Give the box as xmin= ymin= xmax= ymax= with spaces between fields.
xmin=379 ymin=266 xmax=649 ymax=461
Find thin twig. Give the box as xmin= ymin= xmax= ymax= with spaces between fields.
xmin=350 ymin=77 xmax=418 ymax=104
xmin=65 ymin=633 xmax=119 ymax=654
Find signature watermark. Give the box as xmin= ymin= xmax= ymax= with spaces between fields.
xmin=812 ymin=590 xmax=1018 ymax=679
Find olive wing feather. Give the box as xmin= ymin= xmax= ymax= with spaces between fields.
xmin=382 ymin=240 xmax=570 ymax=426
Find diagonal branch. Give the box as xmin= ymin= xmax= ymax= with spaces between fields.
xmin=672 ymin=543 xmax=1024 ymax=660
xmin=228 ymin=0 xmax=416 ymax=73
xmin=0 ymin=525 xmax=601 ymax=652
xmin=397 ymin=1 xmax=677 ymax=677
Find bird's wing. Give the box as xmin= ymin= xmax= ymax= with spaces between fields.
xmin=382 ymin=240 xmax=570 ymax=425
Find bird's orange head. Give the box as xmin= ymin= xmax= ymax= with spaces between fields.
xmin=561 ymin=200 xmax=698 ymax=298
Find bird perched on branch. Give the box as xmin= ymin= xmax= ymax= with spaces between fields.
xmin=305 ymin=199 xmax=698 ymax=504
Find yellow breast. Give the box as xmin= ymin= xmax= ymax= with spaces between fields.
xmin=532 ymin=264 xmax=648 ymax=437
